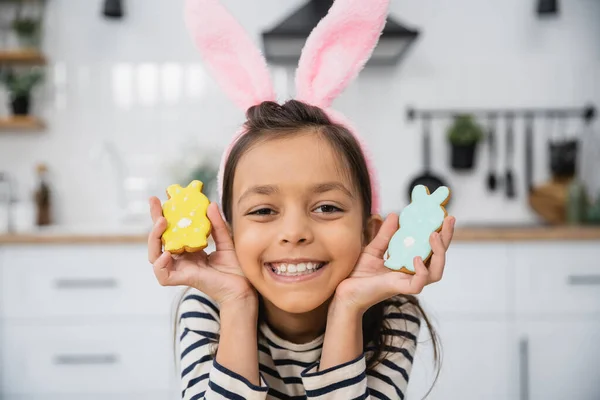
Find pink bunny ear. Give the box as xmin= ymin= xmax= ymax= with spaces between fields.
xmin=184 ymin=0 xmax=276 ymax=111
xmin=295 ymin=0 xmax=390 ymax=108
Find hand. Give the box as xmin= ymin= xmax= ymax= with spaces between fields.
xmin=334 ymin=214 xmax=455 ymax=313
xmin=147 ymin=197 xmax=256 ymax=306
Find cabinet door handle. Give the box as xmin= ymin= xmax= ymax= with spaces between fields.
xmin=567 ymin=274 xmax=600 ymax=285
xmin=53 ymin=353 xmax=119 ymax=365
xmin=519 ymin=337 xmax=529 ymax=400
xmin=54 ymin=278 xmax=118 ymax=290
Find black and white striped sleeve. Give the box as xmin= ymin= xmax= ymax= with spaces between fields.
xmin=300 ymin=300 xmax=421 ymax=400
xmin=178 ymin=289 xmax=270 ymax=400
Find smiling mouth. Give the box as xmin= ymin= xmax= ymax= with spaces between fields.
xmin=265 ymin=262 xmax=327 ymax=277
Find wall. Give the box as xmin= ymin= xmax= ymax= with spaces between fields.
xmin=0 ymin=0 xmax=598 ymax=228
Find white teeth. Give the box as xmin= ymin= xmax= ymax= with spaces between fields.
xmin=271 ymin=262 xmax=324 ymax=276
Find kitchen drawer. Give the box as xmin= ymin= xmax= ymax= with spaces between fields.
xmin=514 ymin=242 xmax=600 ymax=316
xmin=512 ymin=320 xmax=600 ymax=400
xmin=0 ymin=244 xmax=179 ymax=318
xmin=407 ymin=319 xmax=513 ymax=400
xmin=416 ymin=243 xmax=512 ymax=315
xmin=1 ymin=321 xmax=178 ymax=395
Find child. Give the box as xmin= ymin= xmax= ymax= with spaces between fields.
xmin=148 ymin=0 xmax=455 ymax=399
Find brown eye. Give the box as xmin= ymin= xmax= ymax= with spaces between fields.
xmin=248 ymin=208 xmax=274 ymax=216
xmin=314 ymin=204 xmax=342 ymax=214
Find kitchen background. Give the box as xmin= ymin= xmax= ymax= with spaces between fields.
xmin=0 ymin=0 xmax=598 ymax=227
xmin=0 ymin=0 xmax=599 ymax=399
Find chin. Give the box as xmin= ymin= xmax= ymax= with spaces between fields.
xmin=263 ymin=290 xmax=333 ymax=314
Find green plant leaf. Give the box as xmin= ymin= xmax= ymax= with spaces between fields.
xmin=446 ymin=114 xmax=484 ymax=145
xmin=11 ymin=18 xmax=39 ymax=35
xmin=0 ymin=68 xmax=44 ymax=96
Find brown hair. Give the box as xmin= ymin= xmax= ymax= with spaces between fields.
xmin=220 ymin=100 xmax=441 ymax=387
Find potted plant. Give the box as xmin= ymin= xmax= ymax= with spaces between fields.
xmin=0 ymin=68 xmax=44 ymax=116
xmin=11 ymin=17 xmax=41 ymax=49
xmin=446 ymin=114 xmax=484 ymax=170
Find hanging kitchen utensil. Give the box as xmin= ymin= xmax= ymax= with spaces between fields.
xmin=505 ymin=113 xmax=516 ymax=198
xmin=578 ymin=109 xmax=600 ymax=210
xmin=103 ymin=0 xmax=124 ymax=19
xmin=549 ymin=112 xmax=577 ymax=179
xmin=529 ymin=112 xmax=565 ymax=224
xmin=407 ymin=114 xmax=448 ymax=202
xmin=486 ymin=113 xmax=498 ymax=191
xmin=525 ymin=113 xmax=534 ymax=193
xmin=546 ymin=112 xmax=557 ymax=175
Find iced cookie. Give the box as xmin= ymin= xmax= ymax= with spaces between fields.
xmin=384 ymin=185 xmax=450 ymax=274
xmin=161 ymin=180 xmax=211 ymax=254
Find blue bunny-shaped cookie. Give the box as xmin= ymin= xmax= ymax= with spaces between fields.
xmin=384 ymin=185 xmax=451 ymax=274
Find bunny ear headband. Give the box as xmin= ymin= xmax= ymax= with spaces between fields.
xmin=184 ymin=0 xmax=390 ymax=215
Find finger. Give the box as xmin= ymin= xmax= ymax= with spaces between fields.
xmin=149 ymin=196 xmax=163 ymax=224
xmin=153 ymin=251 xmax=176 ymax=286
xmin=147 ymin=217 xmax=167 ymax=263
xmin=206 ymin=202 xmax=234 ymax=251
xmin=440 ymin=216 xmax=456 ymax=250
xmin=385 ymin=256 xmax=428 ymax=297
xmin=363 ymin=213 xmax=399 ymax=259
xmin=407 ymin=256 xmax=429 ymax=294
xmin=428 ymin=232 xmax=446 ymax=283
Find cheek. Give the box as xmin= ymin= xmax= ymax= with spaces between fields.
xmin=321 ymin=221 xmax=364 ymax=272
xmin=232 ymin=222 xmax=272 ymax=269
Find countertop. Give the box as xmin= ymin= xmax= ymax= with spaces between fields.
xmin=1 ymin=225 xmax=600 ymax=244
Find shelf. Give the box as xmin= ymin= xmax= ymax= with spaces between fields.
xmin=0 ymin=50 xmax=46 ymax=65
xmin=453 ymin=225 xmax=600 ymax=242
xmin=1 ymin=226 xmax=600 ymax=245
xmin=0 ymin=116 xmax=45 ymax=131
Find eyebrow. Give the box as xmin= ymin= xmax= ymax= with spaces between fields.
xmin=238 ymin=185 xmax=279 ymax=205
xmin=237 ymin=181 xmax=354 ymax=206
xmin=311 ymin=182 xmax=355 ymax=199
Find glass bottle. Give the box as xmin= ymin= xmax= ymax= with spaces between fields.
xmin=34 ymin=163 xmax=51 ymax=226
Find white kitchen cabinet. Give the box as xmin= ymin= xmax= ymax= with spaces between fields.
xmin=514 ymin=242 xmax=600 ymax=317
xmin=0 ymin=243 xmax=182 ymax=399
xmin=510 ymin=241 xmax=600 ymax=399
xmin=407 ymin=243 xmax=513 ymax=399
xmin=0 ymin=244 xmax=179 ymax=319
xmin=407 ymin=319 xmax=513 ymax=400
xmin=417 ymin=243 xmax=512 ymax=316
xmin=0 ymin=246 xmax=4 ymax=397
xmin=1 ymin=321 xmax=177 ymax=395
xmin=514 ymin=320 xmax=600 ymax=400
xmin=408 ymin=240 xmax=600 ymax=400
xmin=1 ymin=239 xmax=599 ymax=399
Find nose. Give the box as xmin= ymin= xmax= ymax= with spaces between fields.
xmin=278 ymin=210 xmax=314 ymax=245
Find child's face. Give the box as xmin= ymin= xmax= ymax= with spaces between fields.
xmin=231 ymin=132 xmax=366 ymax=314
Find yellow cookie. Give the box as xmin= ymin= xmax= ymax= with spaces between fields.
xmin=161 ymin=180 xmax=211 ymax=254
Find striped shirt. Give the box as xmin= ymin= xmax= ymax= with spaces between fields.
xmin=178 ymin=288 xmax=421 ymax=400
